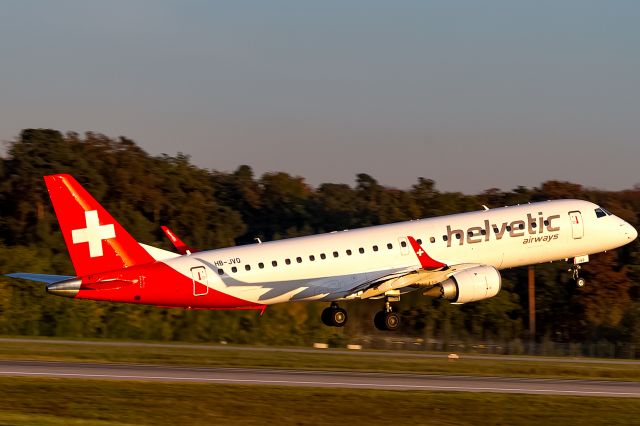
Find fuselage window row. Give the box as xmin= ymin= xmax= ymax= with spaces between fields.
xmin=218 ymin=238 xmax=422 ymax=275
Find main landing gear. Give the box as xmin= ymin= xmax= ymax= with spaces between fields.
xmin=374 ymin=296 xmax=401 ymax=331
xmin=321 ymin=302 xmax=348 ymax=327
xmin=320 ymin=295 xmax=402 ymax=331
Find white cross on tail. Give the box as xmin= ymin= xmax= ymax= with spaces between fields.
xmin=71 ymin=210 xmax=116 ymax=257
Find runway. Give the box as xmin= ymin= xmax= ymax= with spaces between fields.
xmin=1 ymin=360 xmax=639 ymax=397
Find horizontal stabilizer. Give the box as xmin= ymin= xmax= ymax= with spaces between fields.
xmin=5 ymin=273 xmax=75 ymax=284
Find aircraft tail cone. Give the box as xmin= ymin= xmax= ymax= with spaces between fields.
xmin=47 ymin=279 xmax=81 ymax=298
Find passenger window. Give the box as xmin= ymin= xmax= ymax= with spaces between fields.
xmin=258 ymin=262 xmax=264 ymax=269
xmin=493 ymin=227 xmax=499 ymax=233
xmin=272 ymin=260 xmax=278 ymax=267
xmin=218 ymin=269 xmax=224 ymax=275
xmin=285 ymin=259 xmax=291 ymax=265
xmin=245 ymin=265 xmax=251 ymax=271
xmin=455 ymin=234 xmax=461 ymax=240
xmin=480 ymin=229 xmax=487 ymax=235
xmin=296 ymin=257 xmax=302 ymax=263
xmin=333 ymin=251 xmax=339 ymax=258
xmin=320 ymin=253 xmax=327 ymax=260
xmin=531 ymin=222 xmax=536 ymax=228
xmin=543 ymin=220 xmax=549 ymax=226
xmin=232 ymin=266 xmax=238 ymax=273
xmin=309 ymin=255 xmax=315 ymax=261
xmin=346 ymin=249 xmax=352 ymax=256
xmin=443 ymin=235 xmax=448 ymax=241
xmin=519 ymin=223 xmax=525 ymax=230
xmin=506 ymin=226 xmax=511 ymax=232
xmin=430 ymin=237 xmax=435 ymax=243
xmin=401 ymin=240 xmax=407 ymax=247
xmin=373 ymin=245 xmax=379 ymax=252
xmin=387 ymin=243 xmax=393 ymax=249
xmin=416 ymin=239 xmax=422 ymax=245
xmin=359 ymin=247 xmax=365 ymax=254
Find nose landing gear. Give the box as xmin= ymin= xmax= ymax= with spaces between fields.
xmin=569 ymin=264 xmax=586 ymax=288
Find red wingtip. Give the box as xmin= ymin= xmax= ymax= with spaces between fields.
xmin=407 ymin=236 xmax=446 ymax=270
xmin=161 ymin=226 xmax=197 ymax=254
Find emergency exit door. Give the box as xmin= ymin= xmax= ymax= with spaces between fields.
xmin=569 ymin=211 xmax=584 ymax=239
xmin=191 ymin=266 xmax=209 ymax=296
xmin=398 ymin=237 xmax=410 ymax=255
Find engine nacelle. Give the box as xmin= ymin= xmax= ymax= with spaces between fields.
xmin=439 ymin=265 xmax=502 ymax=304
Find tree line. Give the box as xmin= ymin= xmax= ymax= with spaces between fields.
xmin=0 ymin=129 xmax=639 ymax=355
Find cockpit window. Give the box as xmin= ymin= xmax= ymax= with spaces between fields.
xmin=602 ymin=207 xmax=612 ymax=216
xmin=594 ymin=207 xmax=607 ymax=218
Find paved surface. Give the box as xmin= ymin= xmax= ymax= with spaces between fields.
xmin=1 ymin=360 xmax=639 ymax=397
xmin=1 ymin=338 xmax=638 ymax=365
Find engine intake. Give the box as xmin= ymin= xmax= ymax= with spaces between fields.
xmin=438 ymin=265 xmax=501 ymax=304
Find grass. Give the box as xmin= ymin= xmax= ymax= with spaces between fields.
xmin=0 ymin=377 xmax=638 ymax=426
xmin=0 ymin=337 xmax=639 ymax=382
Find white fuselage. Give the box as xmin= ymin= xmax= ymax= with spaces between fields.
xmin=161 ymin=199 xmax=637 ymax=305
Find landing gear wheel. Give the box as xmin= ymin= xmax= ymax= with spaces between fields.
xmin=576 ymin=277 xmax=586 ymax=288
xmin=321 ymin=305 xmax=348 ymax=327
xmin=321 ymin=307 xmax=333 ymax=326
xmin=384 ymin=312 xmax=400 ymax=331
xmin=331 ymin=308 xmax=348 ymax=327
xmin=374 ymin=311 xmax=386 ymax=330
xmin=374 ymin=310 xmax=401 ymax=331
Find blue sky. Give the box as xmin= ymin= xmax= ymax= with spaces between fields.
xmin=1 ymin=1 xmax=639 ymax=193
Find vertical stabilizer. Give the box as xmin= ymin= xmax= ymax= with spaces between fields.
xmin=44 ymin=174 xmax=155 ymax=276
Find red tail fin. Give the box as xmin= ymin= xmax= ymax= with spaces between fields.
xmin=44 ymin=174 xmax=155 ymax=276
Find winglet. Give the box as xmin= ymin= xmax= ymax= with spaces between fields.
xmin=407 ymin=236 xmax=446 ymax=270
xmin=161 ymin=226 xmax=197 ymax=255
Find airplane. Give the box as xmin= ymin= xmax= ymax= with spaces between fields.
xmin=5 ymin=174 xmax=638 ymax=331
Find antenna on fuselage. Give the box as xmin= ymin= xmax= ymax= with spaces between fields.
xmin=482 ymin=205 xmax=490 ymax=211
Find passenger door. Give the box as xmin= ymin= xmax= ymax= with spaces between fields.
xmin=569 ymin=211 xmax=584 ymax=239
xmin=190 ymin=266 xmax=209 ymax=296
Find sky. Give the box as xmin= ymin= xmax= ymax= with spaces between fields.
xmin=0 ymin=1 xmax=639 ymax=193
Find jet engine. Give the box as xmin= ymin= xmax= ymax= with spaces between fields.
xmin=425 ymin=265 xmax=501 ymax=304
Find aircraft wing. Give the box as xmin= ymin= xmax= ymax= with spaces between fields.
xmin=344 ymin=236 xmax=482 ymax=300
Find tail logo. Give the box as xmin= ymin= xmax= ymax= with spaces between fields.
xmin=71 ymin=210 xmax=116 ymax=257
